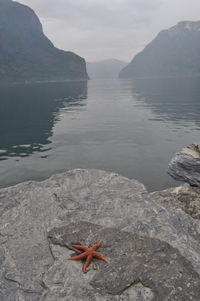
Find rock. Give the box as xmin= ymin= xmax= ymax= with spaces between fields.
xmin=168 ymin=143 xmax=200 ymax=186
xmin=0 ymin=169 xmax=200 ymax=300
xmin=47 ymin=221 xmax=200 ymax=300
xmin=151 ymin=184 xmax=200 ymax=220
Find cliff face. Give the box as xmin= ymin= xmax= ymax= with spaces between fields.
xmin=119 ymin=21 xmax=200 ymax=79
xmin=0 ymin=0 xmax=88 ymax=81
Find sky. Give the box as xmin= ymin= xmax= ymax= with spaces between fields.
xmin=18 ymin=0 xmax=200 ymax=62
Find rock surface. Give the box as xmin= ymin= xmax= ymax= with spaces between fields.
xmin=0 ymin=169 xmax=200 ymax=300
xmin=168 ymin=143 xmax=200 ymax=186
xmin=151 ymin=184 xmax=200 ymax=220
xmin=47 ymin=221 xmax=200 ymax=300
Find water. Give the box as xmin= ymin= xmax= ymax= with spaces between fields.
xmin=0 ymin=78 xmax=200 ymax=191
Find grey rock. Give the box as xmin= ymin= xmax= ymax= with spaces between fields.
xmin=47 ymin=221 xmax=200 ymax=300
xmin=0 ymin=169 xmax=200 ymax=300
xmin=168 ymin=143 xmax=200 ymax=186
xmin=151 ymin=184 xmax=200 ymax=220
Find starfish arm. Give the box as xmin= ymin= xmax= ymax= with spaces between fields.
xmin=83 ymin=254 xmax=93 ymax=273
xmin=92 ymin=240 xmax=103 ymax=251
xmin=71 ymin=245 xmax=88 ymax=251
xmin=68 ymin=252 xmax=87 ymax=261
xmin=93 ymin=252 xmax=108 ymax=262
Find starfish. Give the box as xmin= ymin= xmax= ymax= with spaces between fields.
xmin=68 ymin=240 xmax=108 ymax=273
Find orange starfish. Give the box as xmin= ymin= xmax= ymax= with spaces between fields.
xmin=68 ymin=240 xmax=108 ymax=273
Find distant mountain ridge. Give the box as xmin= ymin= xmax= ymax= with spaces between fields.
xmin=87 ymin=59 xmax=127 ymax=79
xmin=119 ymin=21 xmax=200 ymax=79
xmin=0 ymin=0 xmax=88 ymax=82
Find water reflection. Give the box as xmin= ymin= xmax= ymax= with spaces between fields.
xmin=131 ymin=77 xmax=200 ymax=127
xmin=0 ymin=81 xmax=87 ymax=160
xmin=1 ymin=78 xmax=200 ymax=191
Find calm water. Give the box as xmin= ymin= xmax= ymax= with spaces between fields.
xmin=0 ymin=78 xmax=200 ymax=191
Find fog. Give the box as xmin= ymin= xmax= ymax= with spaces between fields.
xmin=17 ymin=0 xmax=200 ymax=61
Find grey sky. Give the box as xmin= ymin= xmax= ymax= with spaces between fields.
xmin=18 ymin=0 xmax=200 ymax=62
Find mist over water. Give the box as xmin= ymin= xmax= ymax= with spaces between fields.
xmin=0 ymin=78 xmax=200 ymax=191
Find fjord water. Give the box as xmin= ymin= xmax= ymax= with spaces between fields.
xmin=0 ymin=78 xmax=200 ymax=191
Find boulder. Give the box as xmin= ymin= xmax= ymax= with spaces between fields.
xmin=151 ymin=184 xmax=200 ymax=220
xmin=168 ymin=143 xmax=200 ymax=186
xmin=47 ymin=221 xmax=200 ymax=301
xmin=0 ymin=169 xmax=200 ymax=300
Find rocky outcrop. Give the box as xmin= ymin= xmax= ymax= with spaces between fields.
xmin=119 ymin=21 xmax=200 ymax=79
xmin=151 ymin=184 xmax=200 ymax=220
xmin=150 ymin=143 xmax=200 ymax=222
xmin=168 ymin=143 xmax=200 ymax=186
xmin=0 ymin=0 xmax=88 ymax=82
xmin=1 ymin=169 xmax=200 ymax=300
xmin=47 ymin=221 xmax=200 ymax=300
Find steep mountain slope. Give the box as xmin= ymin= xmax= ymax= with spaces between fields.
xmin=119 ymin=21 xmax=200 ymax=78
xmin=0 ymin=0 xmax=88 ymax=81
xmin=87 ymin=59 xmax=127 ymax=79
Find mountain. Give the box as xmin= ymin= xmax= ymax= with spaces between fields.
xmin=119 ymin=21 xmax=200 ymax=79
xmin=87 ymin=59 xmax=127 ymax=79
xmin=0 ymin=0 xmax=88 ymax=82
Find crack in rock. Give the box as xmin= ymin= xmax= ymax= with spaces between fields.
xmin=47 ymin=221 xmax=200 ymax=300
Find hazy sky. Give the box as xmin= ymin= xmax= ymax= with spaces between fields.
xmin=18 ymin=0 xmax=200 ymax=62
